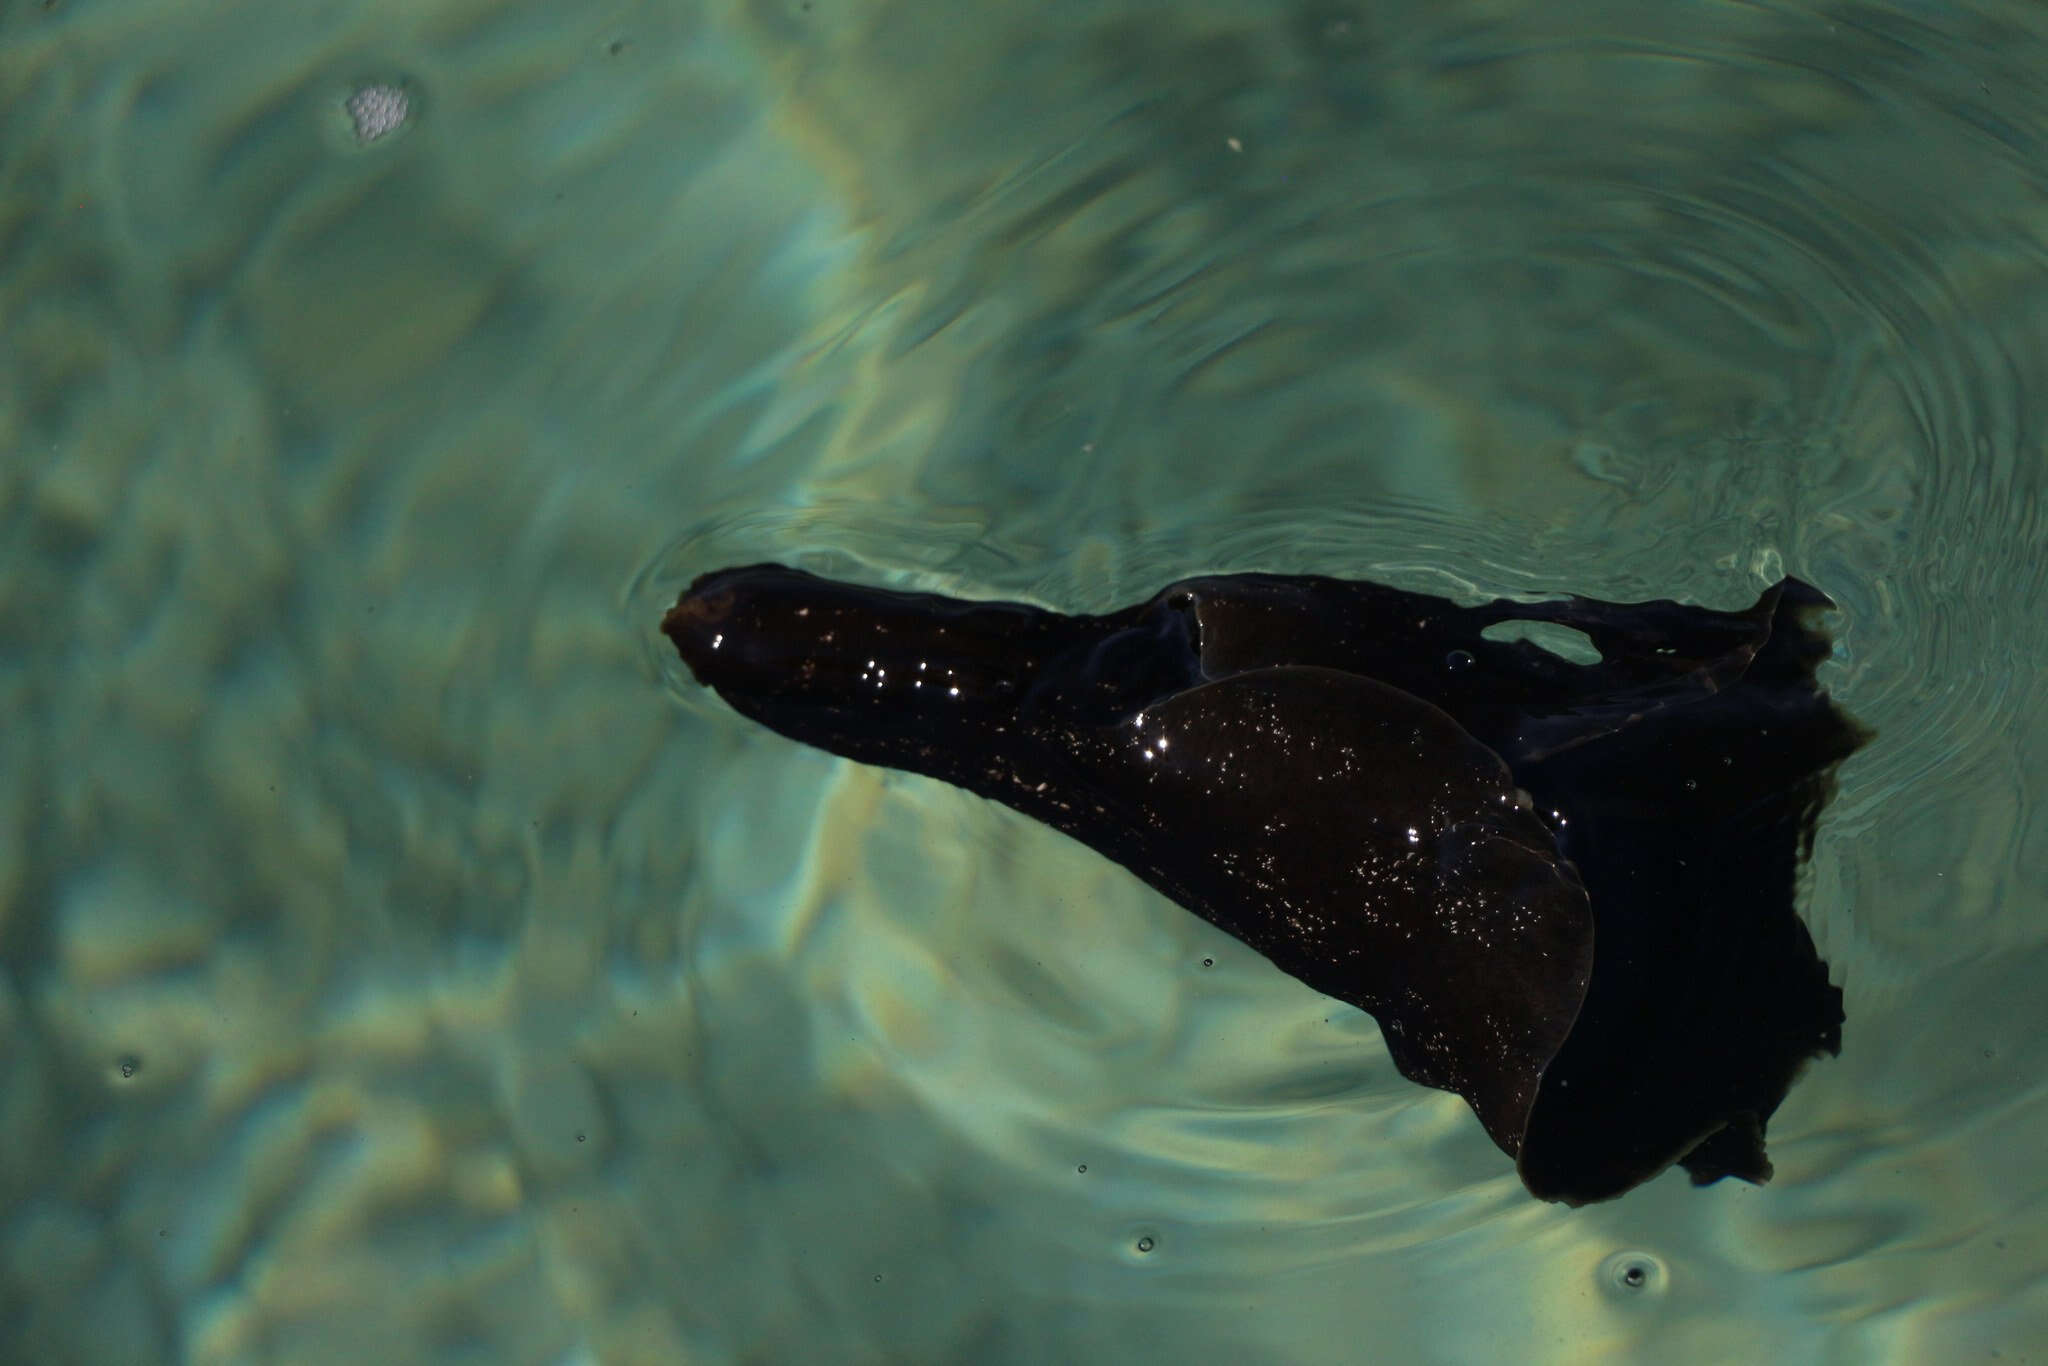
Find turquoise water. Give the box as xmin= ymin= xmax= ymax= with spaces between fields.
xmin=4 ymin=0 xmax=2045 ymax=1361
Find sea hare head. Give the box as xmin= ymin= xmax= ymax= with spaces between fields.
xmin=667 ymin=566 xmax=1030 ymax=712
xmin=664 ymin=563 xmax=1867 ymax=1204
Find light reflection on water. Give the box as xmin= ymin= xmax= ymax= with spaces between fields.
xmin=3 ymin=0 xmax=2045 ymax=1361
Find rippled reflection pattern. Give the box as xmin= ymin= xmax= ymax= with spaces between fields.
xmin=6 ymin=0 xmax=2048 ymax=1361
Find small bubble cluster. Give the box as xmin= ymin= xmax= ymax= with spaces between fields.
xmin=346 ymin=83 xmax=410 ymax=144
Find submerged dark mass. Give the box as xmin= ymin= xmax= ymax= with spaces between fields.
xmin=662 ymin=563 xmax=1869 ymax=1204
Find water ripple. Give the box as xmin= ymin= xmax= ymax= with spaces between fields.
xmin=13 ymin=0 xmax=2048 ymax=1361
xmin=636 ymin=1 xmax=2048 ymax=1345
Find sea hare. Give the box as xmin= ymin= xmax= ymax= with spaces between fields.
xmin=662 ymin=564 xmax=1868 ymax=1204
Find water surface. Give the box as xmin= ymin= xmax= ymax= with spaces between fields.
xmin=3 ymin=0 xmax=2045 ymax=1361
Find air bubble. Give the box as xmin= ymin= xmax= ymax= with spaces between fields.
xmin=1135 ymin=1235 xmax=1155 ymax=1254
xmin=345 ymin=83 xmax=411 ymax=144
xmin=1599 ymin=1250 xmax=1666 ymax=1296
xmin=116 ymin=1055 xmax=140 ymax=1080
xmin=1445 ymin=649 xmax=1476 ymax=672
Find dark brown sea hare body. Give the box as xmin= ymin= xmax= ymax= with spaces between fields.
xmin=663 ymin=564 xmax=1868 ymax=1204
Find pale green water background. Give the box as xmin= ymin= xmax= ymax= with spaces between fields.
xmin=3 ymin=0 xmax=2045 ymax=1361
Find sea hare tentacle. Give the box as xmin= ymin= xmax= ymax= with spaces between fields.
xmin=663 ymin=563 xmax=1868 ymax=1204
